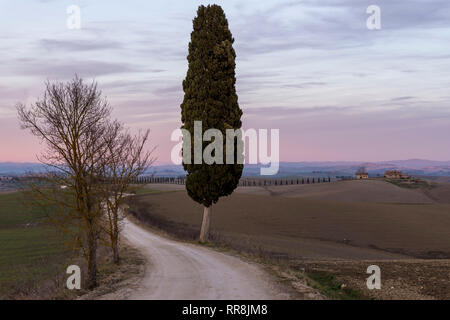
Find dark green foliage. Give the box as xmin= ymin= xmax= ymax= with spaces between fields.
xmin=306 ymin=272 xmax=365 ymax=300
xmin=181 ymin=5 xmax=243 ymax=207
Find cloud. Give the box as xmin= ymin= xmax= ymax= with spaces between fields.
xmin=282 ymin=82 xmax=327 ymax=89
xmin=391 ymin=96 xmax=415 ymax=101
xmin=232 ymin=0 xmax=450 ymax=57
xmin=152 ymin=85 xmax=183 ymax=95
xmin=40 ymin=39 xmax=123 ymax=52
xmin=247 ymin=102 xmax=450 ymax=123
xmin=10 ymin=59 xmax=145 ymax=78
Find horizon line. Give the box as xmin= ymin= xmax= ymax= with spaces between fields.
xmin=1 ymin=158 xmax=450 ymax=166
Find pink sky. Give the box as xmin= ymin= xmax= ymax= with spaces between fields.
xmin=3 ymin=104 xmax=449 ymax=164
xmin=1 ymin=0 xmax=449 ymax=163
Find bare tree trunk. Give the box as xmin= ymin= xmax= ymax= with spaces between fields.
xmin=112 ymin=227 xmax=120 ymax=264
xmin=113 ymin=243 xmax=120 ymax=264
xmin=199 ymin=206 xmax=212 ymax=242
xmin=87 ymin=228 xmax=98 ymax=289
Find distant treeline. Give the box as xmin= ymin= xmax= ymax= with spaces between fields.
xmin=131 ymin=176 xmax=333 ymax=186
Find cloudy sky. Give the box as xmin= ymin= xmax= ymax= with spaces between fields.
xmin=0 ymin=0 xmax=449 ymax=163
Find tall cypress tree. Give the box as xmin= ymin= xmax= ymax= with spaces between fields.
xmin=181 ymin=4 xmax=243 ymax=242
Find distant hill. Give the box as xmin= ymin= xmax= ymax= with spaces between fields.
xmin=2 ymin=159 xmax=449 ymax=178
xmin=142 ymin=160 xmax=450 ymax=177
xmin=0 ymin=162 xmax=46 ymax=175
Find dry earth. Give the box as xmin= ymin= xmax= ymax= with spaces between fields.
xmin=127 ymin=180 xmax=450 ymax=299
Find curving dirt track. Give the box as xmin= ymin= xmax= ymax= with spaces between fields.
xmin=121 ymin=219 xmax=292 ymax=300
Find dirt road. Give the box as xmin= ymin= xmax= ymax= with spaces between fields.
xmin=121 ymin=219 xmax=292 ymax=300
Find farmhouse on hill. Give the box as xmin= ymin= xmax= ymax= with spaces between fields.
xmin=355 ymin=166 xmax=369 ymax=179
xmin=356 ymin=172 xmax=369 ymax=179
xmin=385 ymin=170 xmax=409 ymax=179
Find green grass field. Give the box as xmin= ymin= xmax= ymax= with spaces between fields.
xmin=0 ymin=192 xmax=72 ymax=298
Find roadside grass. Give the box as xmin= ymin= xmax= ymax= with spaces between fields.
xmin=78 ymin=243 xmax=146 ymax=300
xmin=0 ymin=192 xmax=73 ymax=298
xmin=1 ymin=190 xmax=148 ymax=299
xmin=303 ymin=272 xmax=366 ymax=300
xmin=385 ymin=178 xmax=429 ymax=189
xmin=128 ymin=185 xmax=184 ymax=196
xmin=129 ymin=186 xmax=160 ymax=196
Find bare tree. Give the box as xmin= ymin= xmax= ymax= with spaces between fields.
xmin=356 ymin=166 xmax=367 ymax=174
xmin=17 ymin=76 xmax=113 ymax=289
xmin=98 ymin=123 xmax=154 ymax=264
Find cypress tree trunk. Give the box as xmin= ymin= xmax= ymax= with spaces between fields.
xmin=199 ymin=206 xmax=212 ymax=242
